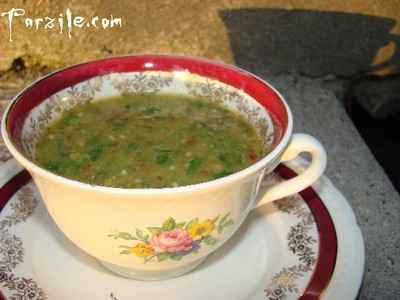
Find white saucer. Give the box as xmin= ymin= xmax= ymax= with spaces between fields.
xmin=0 ymin=159 xmax=364 ymax=300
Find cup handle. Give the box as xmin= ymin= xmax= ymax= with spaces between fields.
xmin=254 ymin=133 xmax=327 ymax=209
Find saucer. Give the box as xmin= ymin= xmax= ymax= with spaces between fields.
xmin=0 ymin=159 xmax=364 ymax=300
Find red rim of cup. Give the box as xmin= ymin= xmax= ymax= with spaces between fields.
xmin=5 ymin=54 xmax=288 ymax=156
xmin=2 ymin=55 xmax=293 ymax=194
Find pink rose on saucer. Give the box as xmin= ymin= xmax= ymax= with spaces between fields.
xmin=150 ymin=229 xmax=193 ymax=253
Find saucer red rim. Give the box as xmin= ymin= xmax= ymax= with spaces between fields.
xmin=0 ymin=164 xmax=337 ymax=300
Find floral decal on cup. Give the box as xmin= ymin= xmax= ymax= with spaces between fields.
xmin=108 ymin=213 xmax=234 ymax=263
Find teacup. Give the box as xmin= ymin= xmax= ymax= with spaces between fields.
xmin=1 ymin=55 xmax=326 ymax=280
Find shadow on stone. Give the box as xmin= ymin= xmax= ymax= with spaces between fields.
xmin=219 ymin=9 xmax=400 ymax=77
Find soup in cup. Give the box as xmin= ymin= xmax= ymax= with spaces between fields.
xmin=1 ymin=55 xmax=326 ymax=280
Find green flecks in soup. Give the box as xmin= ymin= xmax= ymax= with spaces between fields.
xmin=35 ymin=93 xmax=265 ymax=188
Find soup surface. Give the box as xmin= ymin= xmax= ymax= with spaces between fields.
xmin=35 ymin=93 xmax=265 ymax=188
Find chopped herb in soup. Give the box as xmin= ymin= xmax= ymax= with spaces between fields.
xmin=35 ymin=93 xmax=265 ymax=188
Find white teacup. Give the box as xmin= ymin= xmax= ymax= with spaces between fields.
xmin=1 ymin=55 xmax=326 ymax=280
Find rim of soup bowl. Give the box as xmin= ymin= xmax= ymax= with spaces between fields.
xmin=1 ymin=55 xmax=293 ymax=195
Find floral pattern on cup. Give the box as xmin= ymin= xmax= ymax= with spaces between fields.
xmin=108 ymin=213 xmax=234 ymax=263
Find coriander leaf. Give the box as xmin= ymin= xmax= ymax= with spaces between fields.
xmin=156 ymin=152 xmax=170 ymax=164
xmin=89 ymin=145 xmax=104 ymax=161
xmin=186 ymin=158 xmax=202 ymax=175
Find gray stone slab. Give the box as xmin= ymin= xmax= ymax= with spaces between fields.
xmin=258 ymin=73 xmax=400 ymax=299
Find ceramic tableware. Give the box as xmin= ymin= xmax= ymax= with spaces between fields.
xmin=1 ymin=56 xmax=327 ymax=280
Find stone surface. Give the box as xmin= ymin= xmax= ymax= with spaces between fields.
xmin=263 ymin=74 xmax=400 ymax=300
xmin=0 ymin=0 xmax=400 ymax=94
xmin=348 ymin=74 xmax=400 ymax=118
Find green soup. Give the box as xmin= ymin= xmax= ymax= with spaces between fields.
xmin=35 ymin=93 xmax=265 ymax=188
